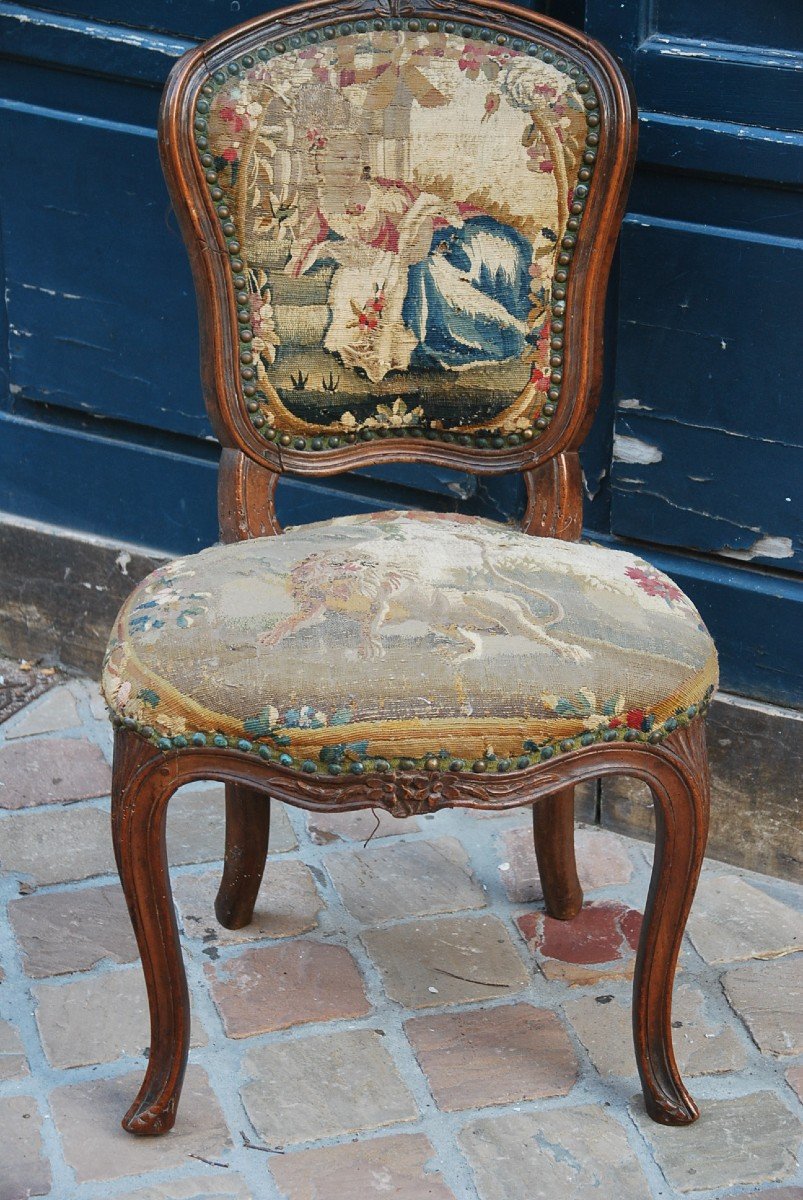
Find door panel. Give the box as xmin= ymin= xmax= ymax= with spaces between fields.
xmin=0 ymin=103 xmax=207 ymax=439
xmin=654 ymin=0 xmax=803 ymax=54
xmin=12 ymin=1 xmax=301 ymax=40
xmin=587 ymin=0 xmax=803 ymax=705
xmin=612 ymin=219 xmax=802 ymax=569
xmin=632 ymin=40 xmax=802 ymax=131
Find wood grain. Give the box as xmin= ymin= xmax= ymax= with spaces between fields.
xmin=522 ymin=452 xmax=583 ymax=540
xmin=111 ymin=728 xmax=190 ymax=1135
xmin=532 ymin=786 xmax=584 ymax=920
xmin=218 ymin=448 xmax=282 ymax=541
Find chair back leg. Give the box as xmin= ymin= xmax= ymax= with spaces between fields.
xmin=532 ymin=785 xmax=583 ymax=920
xmin=215 ymin=782 xmax=271 ymax=930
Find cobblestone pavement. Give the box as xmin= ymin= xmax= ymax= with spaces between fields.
xmin=0 ymin=677 xmax=800 ymax=1200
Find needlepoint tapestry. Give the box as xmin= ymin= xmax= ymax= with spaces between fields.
xmin=202 ymin=29 xmax=593 ymax=438
xmin=102 ymin=511 xmax=718 ymax=771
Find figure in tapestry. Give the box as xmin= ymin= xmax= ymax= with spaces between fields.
xmin=205 ymin=30 xmax=589 ymax=434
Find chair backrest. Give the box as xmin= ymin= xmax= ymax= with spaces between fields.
xmin=159 ymin=0 xmax=635 ymax=489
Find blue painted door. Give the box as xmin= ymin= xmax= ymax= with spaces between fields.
xmin=0 ymin=1 xmax=800 ymax=705
xmin=583 ymin=0 xmax=803 ymax=707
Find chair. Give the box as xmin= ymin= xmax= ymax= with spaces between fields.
xmin=104 ymin=0 xmax=717 ymax=1136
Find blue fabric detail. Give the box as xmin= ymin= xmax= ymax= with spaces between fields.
xmin=403 ymin=215 xmax=532 ymax=370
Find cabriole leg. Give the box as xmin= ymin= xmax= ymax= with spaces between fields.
xmin=633 ymin=721 xmax=711 ymax=1125
xmin=111 ymin=728 xmax=189 ymax=1136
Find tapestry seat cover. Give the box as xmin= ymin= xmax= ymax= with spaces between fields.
xmin=103 ymin=511 xmax=718 ymax=773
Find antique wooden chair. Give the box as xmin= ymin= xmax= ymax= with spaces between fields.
xmin=103 ymin=0 xmax=717 ymax=1136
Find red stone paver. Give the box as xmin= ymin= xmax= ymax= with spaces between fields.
xmin=564 ymin=984 xmax=748 ymax=1077
xmin=9 ymin=883 xmax=138 ymax=977
xmin=307 ymin=807 xmax=421 ymax=843
xmin=498 ymin=824 xmax=633 ymax=903
xmin=459 ymin=1105 xmax=652 ymax=1200
xmin=327 ymin=837 xmax=485 ymax=923
xmin=0 ymin=1096 xmax=51 ymax=1200
xmin=270 ymin=1133 xmax=456 ymax=1199
xmin=33 ymin=966 xmax=207 ymax=1068
xmin=106 ymin=1177 xmax=253 ymax=1200
xmin=5 ymin=686 xmax=79 ymax=739
xmin=174 ymin=859 xmax=322 ymax=945
xmin=405 ymin=1003 xmax=578 ymax=1111
xmin=752 ymin=1190 xmax=803 ymax=1200
xmin=687 ymin=875 xmax=800 ymax=964
xmin=363 ymin=914 xmax=529 ymax=1008
xmin=0 ymin=804 xmax=116 ymax=884
xmin=517 ymin=900 xmax=642 ymax=984
xmin=167 ymin=784 xmax=298 ymax=863
xmin=241 ymin=1029 xmax=418 ymax=1147
xmin=722 ymin=954 xmax=803 ymax=1055
xmin=0 ymin=1018 xmax=28 ymax=1082
xmin=632 ymin=1091 xmax=802 ymax=1192
xmin=50 ymin=1065 xmax=229 ymax=1184
xmin=786 ymin=1064 xmax=803 ymax=1103
xmin=206 ymin=940 xmax=371 ymax=1037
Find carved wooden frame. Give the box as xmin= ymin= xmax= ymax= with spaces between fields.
xmin=110 ymin=0 xmax=714 ymax=1140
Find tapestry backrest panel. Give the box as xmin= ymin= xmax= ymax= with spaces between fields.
xmin=193 ymin=16 xmax=604 ymax=454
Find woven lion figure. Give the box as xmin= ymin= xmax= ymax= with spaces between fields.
xmin=258 ymin=543 xmax=591 ymax=664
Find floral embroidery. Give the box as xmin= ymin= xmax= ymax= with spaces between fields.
xmin=125 ymin=563 xmax=211 ymax=636
xmin=343 ymin=397 xmax=424 ymax=430
xmin=625 ymin=565 xmax=686 ymax=605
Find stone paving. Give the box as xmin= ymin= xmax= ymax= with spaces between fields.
xmin=0 ymin=676 xmax=800 ymax=1200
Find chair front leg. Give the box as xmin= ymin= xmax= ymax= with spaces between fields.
xmin=111 ymin=728 xmax=190 ymax=1136
xmin=532 ymin=786 xmax=583 ymax=920
xmin=634 ymin=720 xmax=710 ymax=1125
xmin=215 ymin=782 xmax=270 ymax=930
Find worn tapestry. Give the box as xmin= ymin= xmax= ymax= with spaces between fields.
xmin=103 ymin=511 xmax=718 ymax=771
xmin=204 ymin=30 xmax=590 ymax=436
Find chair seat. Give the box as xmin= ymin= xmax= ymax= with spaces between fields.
xmin=102 ymin=510 xmax=717 ymax=773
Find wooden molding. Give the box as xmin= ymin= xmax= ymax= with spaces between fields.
xmin=522 ymin=451 xmax=583 ymax=540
